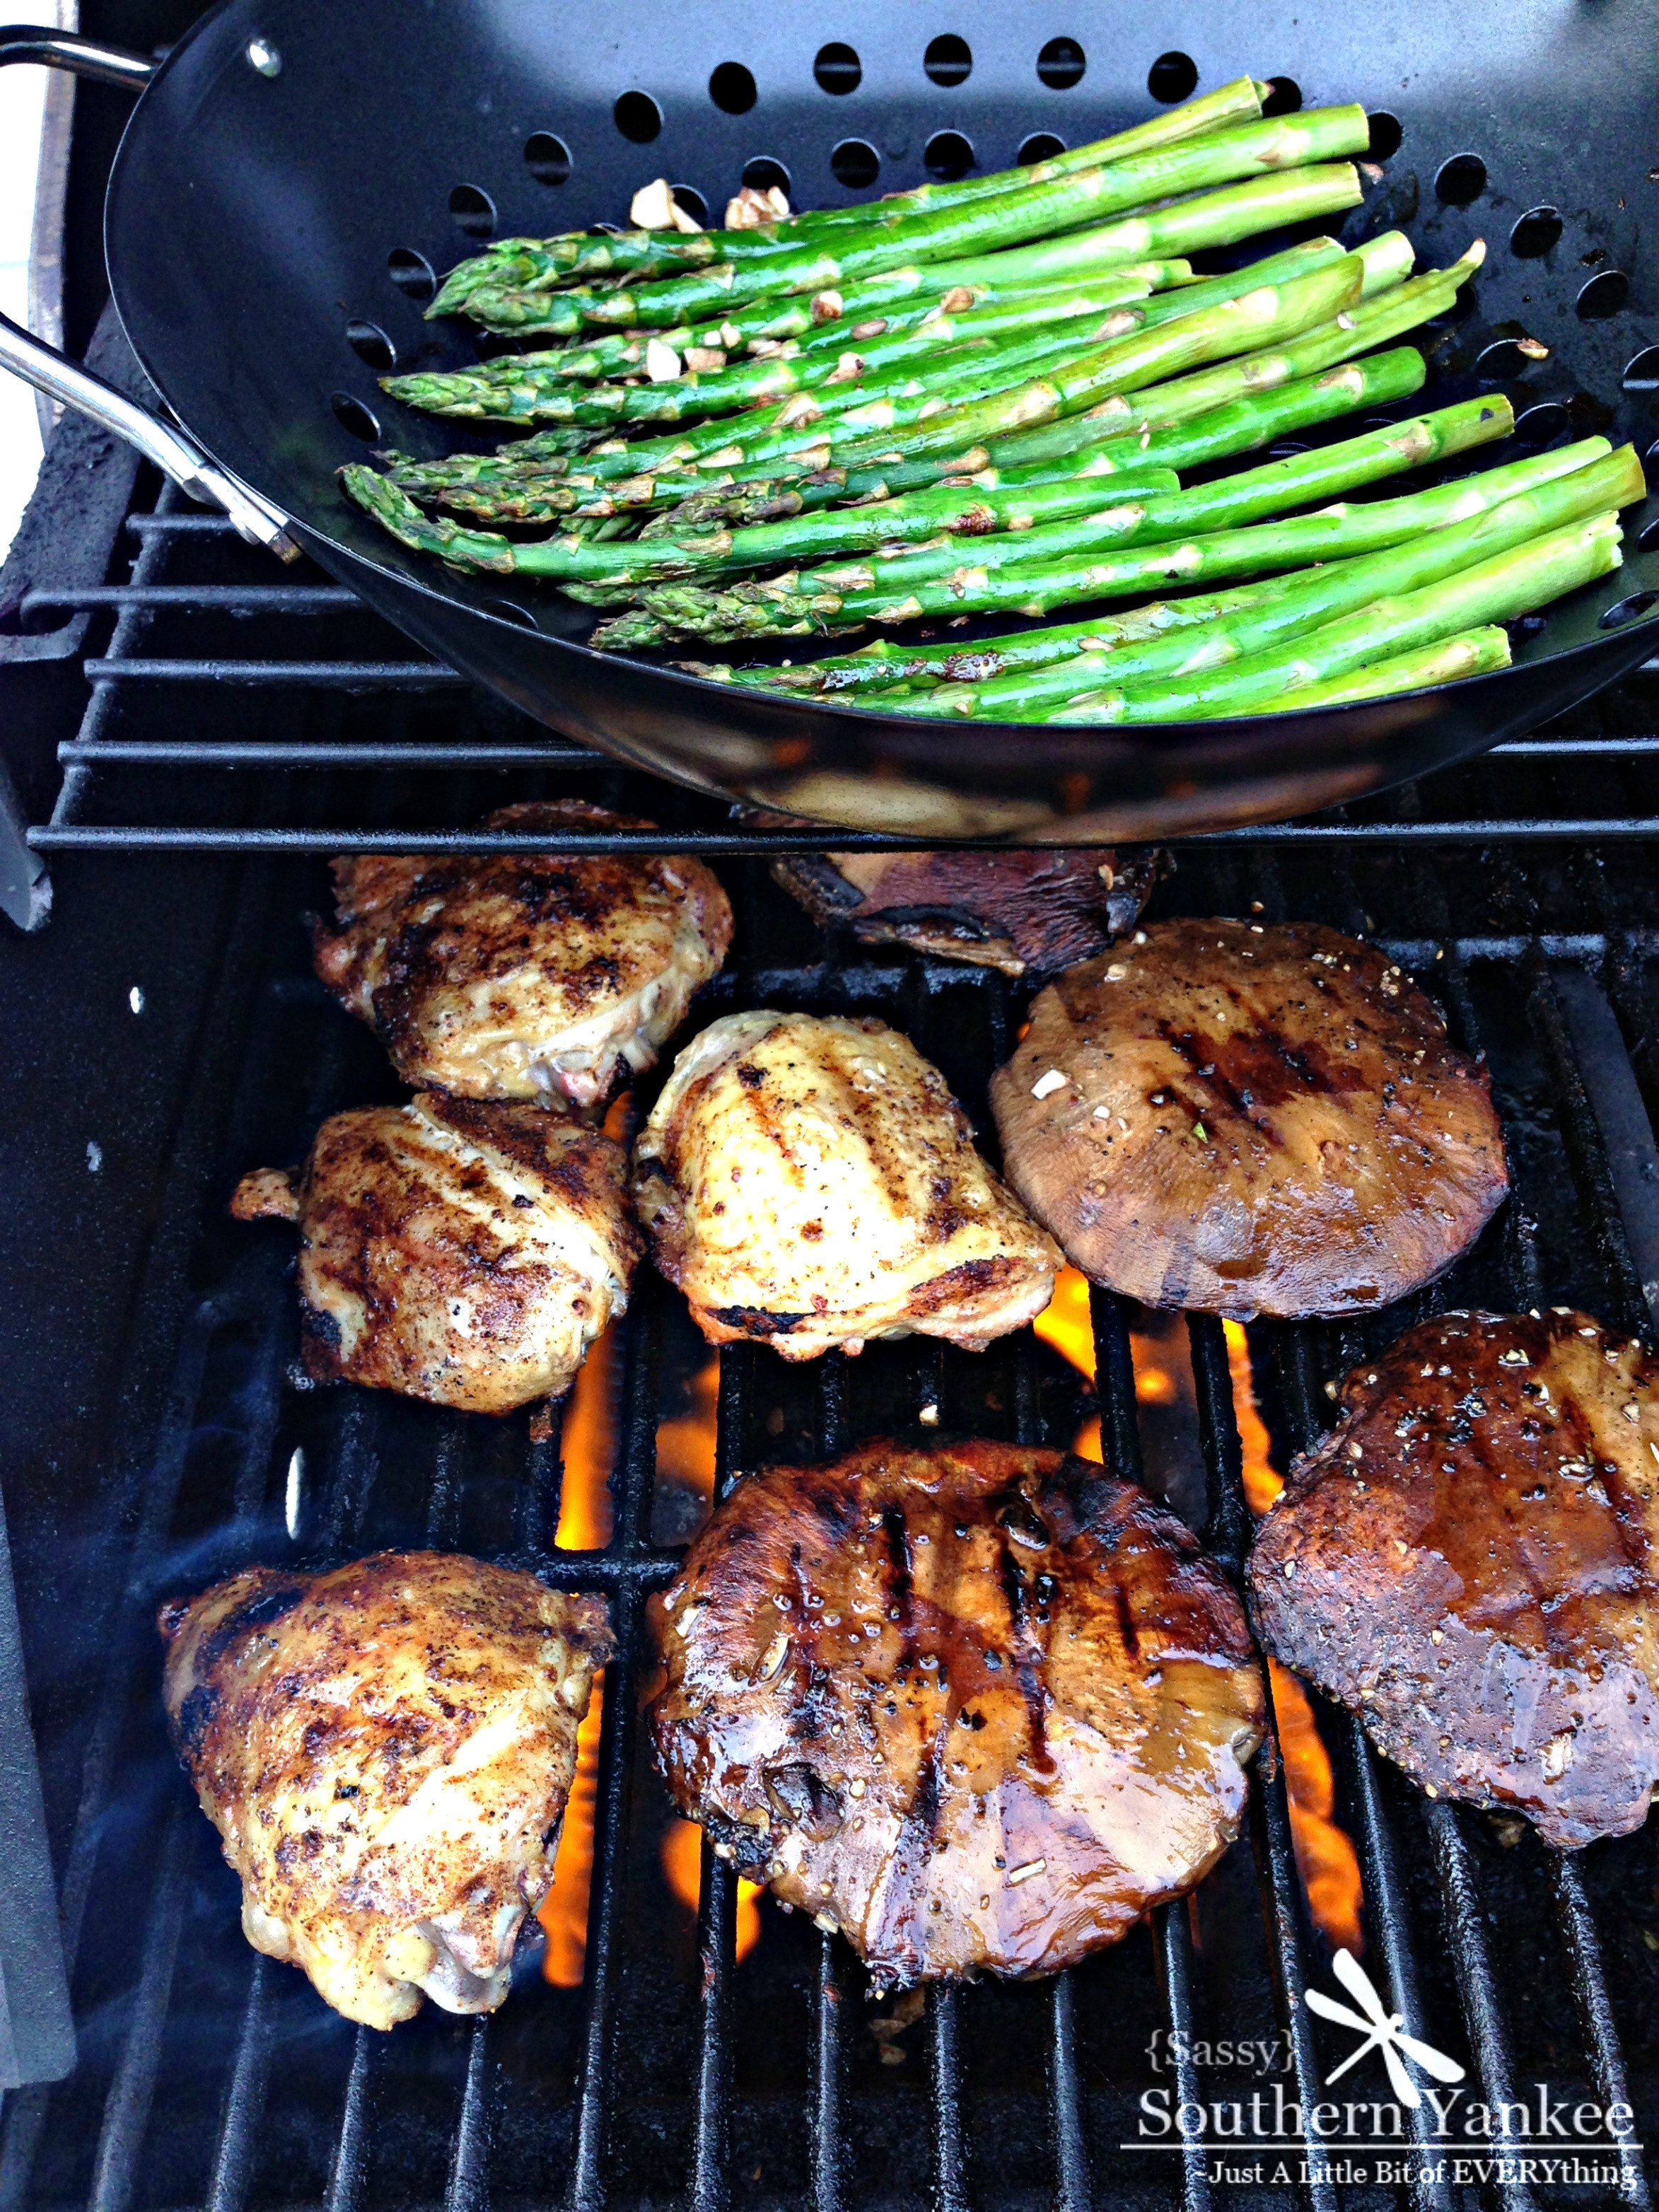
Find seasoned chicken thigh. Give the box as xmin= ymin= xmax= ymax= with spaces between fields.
xmin=633 ymin=1011 xmax=1061 ymax=1359
xmin=232 ymin=1094 xmax=640 ymax=1413
xmin=650 ymin=1441 xmax=1264 ymax=1986
xmin=160 ymin=1553 xmax=611 ymax=2029
xmin=311 ymin=802 xmax=731 ymax=1109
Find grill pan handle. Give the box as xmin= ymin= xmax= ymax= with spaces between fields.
xmin=0 ymin=26 xmax=301 ymax=559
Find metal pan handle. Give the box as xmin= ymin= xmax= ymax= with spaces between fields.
xmin=0 ymin=26 xmax=300 ymax=558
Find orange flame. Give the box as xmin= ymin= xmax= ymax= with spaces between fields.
xmin=1035 ymin=1268 xmax=1181 ymax=1459
xmin=657 ymin=1355 xmax=719 ymax=1506
xmin=660 ymin=1820 xmax=763 ymax=1961
xmin=1223 ymin=1322 xmax=1363 ymax=1953
xmin=537 ymin=1125 xmax=632 ymax=1992
xmin=540 ymin=1671 xmax=605 ymax=1987
xmin=1223 ymin=1319 xmax=1284 ymax=1518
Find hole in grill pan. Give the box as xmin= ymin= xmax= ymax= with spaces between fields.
xmin=1018 ymin=133 xmax=1065 ymax=165
xmin=1514 ymin=400 xmax=1570 ymax=443
xmin=330 ymin=392 xmax=380 ymax=442
xmin=1260 ymin=76 xmax=1302 ymax=115
xmin=1623 ymin=347 xmax=1659 ymax=391
xmin=614 ymin=88 xmax=663 ymax=142
xmin=447 ymin=183 xmax=496 ymax=236
xmin=1599 ymin=590 xmax=1659 ymax=628
xmin=1510 ymin=204 xmax=1562 ymax=257
xmin=1366 ymin=110 xmax=1403 ymax=160
xmin=1146 ymin=51 xmax=1198 ymax=103
xmin=830 ymin=139 xmax=880 ymax=189
xmin=1637 ymin=515 xmax=1659 ymax=552
xmin=344 ymin=320 xmax=395 ymax=373
xmin=1036 ymin=37 xmax=1085 ymax=88
xmin=742 ymin=155 xmax=791 ymax=192
xmin=813 ymin=41 xmax=861 ymax=93
xmin=525 ymin=132 xmax=572 ymax=185
xmin=709 ymin=61 xmax=756 ymax=113
xmin=924 ymin=130 xmax=974 ymax=182
xmin=924 ymin=35 xmax=972 ymax=86
xmin=484 ymin=598 xmax=539 ymax=629
xmin=1475 ymin=338 xmax=1535 ymax=380
xmin=385 ymin=247 xmax=436 ymax=302
xmin=1577 ymin=269 xmax=1630 ymax=318
xmin=672 ymin=185 xmax=710 ymax=226
xmin=1435 ymin=152 xmax=1487 ymax=205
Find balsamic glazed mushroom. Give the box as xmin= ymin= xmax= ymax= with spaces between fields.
xmin=1248 ymin=1308 xmax=1659 ymax=1847
xmin=989 ymin=918 xmax=1508 ymax=1317
xmin=648 ymin=1439 xmax=1265 ymax=1986
xmin=770 ymin=845 xmax=1160 ymax=977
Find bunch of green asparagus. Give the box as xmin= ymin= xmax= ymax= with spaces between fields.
xmin=342 ymin=76 xmax=1645 ymax=721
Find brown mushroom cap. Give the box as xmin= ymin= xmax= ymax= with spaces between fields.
xmin=1247 ymin=1309 xmax=1659 ymax=1848
xmin=989 ymin=917 xmax=1508 ymax=1318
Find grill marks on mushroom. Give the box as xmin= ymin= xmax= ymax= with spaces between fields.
xmin=311 ymin=801 xmax=732 ymax=1109
xmin=648 ymin=1440 xmax=1264 ymax=1986
xmin=232 ymin=1094 xmax=640 ymax=1413
xmin=1247 ymin=1310 xmax=1659 ymax=1847
xmin=632 ymin=1011 xmax=1061 ymax=1359
xmin=989 ymin=919 xmax=1508 ymax=1318
xmin=159 ymin=1553 xmax=612 ymax=2029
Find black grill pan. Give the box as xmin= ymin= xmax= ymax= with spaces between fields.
xmin=2 ymin=0 xmax=1658 ymax=838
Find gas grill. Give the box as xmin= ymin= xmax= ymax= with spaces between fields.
xmin=4 ymin=59 xmax=1659 ymax=2212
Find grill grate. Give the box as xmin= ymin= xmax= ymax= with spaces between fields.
xmin=4 ymin=466 xmax=1659 ymax=2211
xmin=4 ymin=845 xmax=1659 ymax=2210
xmin=6 ymin=478 xmax=1659 ymax=884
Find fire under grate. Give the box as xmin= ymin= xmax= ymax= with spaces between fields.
xmin=4 ymin=471 xmax=1659 ymax=2212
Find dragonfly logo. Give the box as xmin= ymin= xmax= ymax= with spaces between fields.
xmin=1305 ymin=1950 xmax=1466 ymax=2110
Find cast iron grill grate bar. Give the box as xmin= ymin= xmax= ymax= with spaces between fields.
xmin=11 ymin=480 xmax=1659 ymax=858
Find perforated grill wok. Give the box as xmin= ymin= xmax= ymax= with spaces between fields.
xmin=3 ymin=0 xmax=1658 ymax=839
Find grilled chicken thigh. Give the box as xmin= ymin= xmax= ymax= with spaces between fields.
xmin=1247 ymin=1310 xmax=1659 ymax=1847
xmin=311 ymin=802 xmax=731 ymax=1108
xmin=633 ymin=1011 xmax=1061 ymax=1359
xmin=232 ymin=1095 xmax=640 ymax=1413
xmin=649 ymin=1440 xmax=1264 ymax=1985
xmin=160 ymin=1553 xmax=611 ymax=2029
xmin=991 ymin=919 xmax=1508 ymax=1317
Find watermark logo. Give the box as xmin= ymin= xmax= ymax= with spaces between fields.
xmin=1131 ymin=1947 xmax=1638 ymax=2192
xmin=1304 ymin=1948 xmax=1465 ymax=2110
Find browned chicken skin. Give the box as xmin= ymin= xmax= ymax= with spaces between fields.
xmin=310 ymin=802 xmax=731 ymax=1109
xmin=231 ymin=1095 xmax=641 ymax=1413
xmin=159 ymin=1553 xmax=612 ymax=2029
xmin=648 ymin=1440 xmax=1264 ymax=1986
xmin=1247 ymin=1310 xmax=1659 ymax=1848
xmin=990 ymin=919 xmax=1508 ymax=1318
xmin=634 ymin=1011 xmax=1061 ymax=1359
